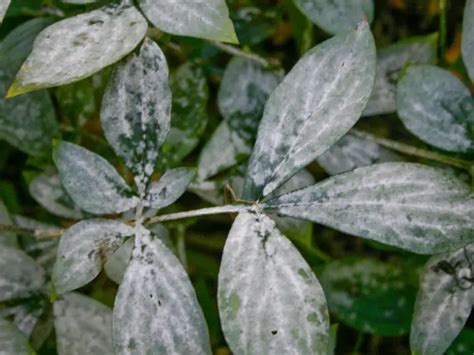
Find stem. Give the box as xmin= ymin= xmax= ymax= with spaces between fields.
xmin=0 ymin=224 xmax=63 ymax=239
xmin=439 ymin=0 xmax=447 ymax=61
xmin=210 ymin=41 xmax=270 ymax=67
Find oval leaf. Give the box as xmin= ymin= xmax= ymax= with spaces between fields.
xmin=243 ymin=22 xmax=376 ymax=199
xmin=462 ymin=0 xmax=474 ymax=82
xmin=218 ymin=212 xmax=329 ymax=354
xmin=0 ymin=318 xmax=33 ymax=355
xmin=263 ymin=163 xmax=474 ymax=254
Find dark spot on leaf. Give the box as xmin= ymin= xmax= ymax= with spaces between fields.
xmin=271 ymin=330 xmax=278 ymax=335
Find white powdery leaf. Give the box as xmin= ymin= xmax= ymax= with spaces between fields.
xmin=53 ymin=142 xmax=139 ymax=215
xmin=364 ymin=34 xmax=438 ymax=116
xmin=7 ymin=3 xmax=148 ymax=97
xmin=101 ymin=38 xmax=171 ymax=194
xmin=53 ymin=219 xmax=134 ymax=294
xmin=292 ymin=0 xmax=373 ymax=35
xmin=410 ymin=244 xmax=474 ymax=355
xmin=0 ymin=246 xmax=45 ymax=302
xmin=462 ymin=0 xmax=474 ymax=82
xmin=113 ymin=228 xmax=211 ymax=354
xmin=137 ymin=0 xmax=238 ymax=43
xmin=0 ymin=199 xmax=18 ymax=248
xmin=243 ymin=22 xmax=376 ymax=199
xmin=54 ymin=293 xmax=113 ymax=355
xmin=0 ymin=318 xmax=33 ymax=355
xmin=263 ymin=163 xmax=474 ymax=254
xmin=397 ymin=65 xmax=474 ymax=153
xmin=145 ymin=168 xmax=195 ymax=210
xmin=218 ymin=212 xmax=329 ymax=354
xmin=0 ymin=0 xmax=10 ymax=23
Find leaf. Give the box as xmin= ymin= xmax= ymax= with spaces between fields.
xmin=218 ymin=212 xmax=329 ymax=354
xmin=53 ymin=141 xmax=139 ymax=215
xmin=53 ymin=219 xmax=134 ymax=294
xmin=7 ymin=3 xmax=148 ymax=97
xmin=145 ymin=168 xmax=195 ymax=210
xmin=101 ymin=38 xmax=171 ymax=194
xmin=263 ymin=163 xmax=474 ymax=254
xmin=397 ymin=65 xmax=474 ymax=153
xmin=462 ymin=0 xmax=474 ymax=82
xmin=113 ymin=227 xmax=211 ymax=354
xmin=54 ymin=293 xmax=113 ymax=355
xmin=0 ymin=246 xmax=45 ymax=302
xmin=320 ymin=258 xmax=417 ymax=336
xmin=292 ymin=0 xmax=374 ymax=35
xmin=232 ymin=7 xmax=280 ymax=46
xmin=446 ymin=328 xmax=474 ymax=355
xmin=363 ymin=34 xmax=438 ymax=116
xmin=243 ymin=22 xmax=376 ymax=199
xmin=0 ymin=318 xmax=33 ymax=355
xmin=0 ymin=0 xmax=10 ymax=23
xmin=217 ymin=57 xmax=282 ymax=144
xmin=137 ymin=0 xmax=238 ymax=43
xmin=55 ymin=78 xmax=95 ymax=128
xmin=410 ymin=244 xmax=474 ymax=355
xmin=0 ymin=199 xmax=18 ymax=248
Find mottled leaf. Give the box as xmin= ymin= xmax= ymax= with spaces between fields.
xmin=54 ymin=293 xmax=113 ymax=355
xmin=397 ymin=65 xmax=474 ymax=153
xmin=462 ymin=0 xmax=474 ymax=82
xmin=53 ymin=142 xmax=139 ymax=214
xmin=410 ymin=244 xmax=474 ymax=355
xmin=0 ymin=0 xmax=10 ymax=22
xmin=263 ymin=163 xmax=474 ymax=254
xmin=137 ymin=0 xmax=238 ymax=43
xmin=7 ymin=3 xmax=148 ymax=97
xmin=101 ymin=38 xmax=171 ymax=194
xmin=0 ymin=318 xmax=33 ymax=355
xmin=243 ymin=22 xmax=376 ymax=199
xmin=232 ymin=7 xmax=280 ymax=46
xmin=0 ymin=199 xmax=18 ymax=248
xmin=218 ymin=212 xmax=329 ymax=354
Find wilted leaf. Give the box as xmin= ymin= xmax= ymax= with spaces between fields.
xmin=218 ymin=212 xmax=329 ymax=354
xmin=0 ymin=199 xmax=18 ymax=248
xmin=462 ymin=0 xmax=474 ymax=81
xmin=0 ymin=318 xmax=33 ymax=355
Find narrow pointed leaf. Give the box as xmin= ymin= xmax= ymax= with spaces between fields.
xmin=113 ymin=228 xmax=211 ymax=354
xmin=263 ymin=163 xmax=474 ymax=254
xmin=53 ymin=142 xmax=138 ymax=214
xmin=0 ymin=318 xmax=33 ymax=355
xmin=101 ymin=38 xmax=171 ymax=193
xmin=462 ymin=0 xmax=474 ymax=81
xmin=243 ymin=22 xmax=376 ymax=199
xmin=0 ymin=0 xmax=10 ymax=23
xmin=218 ymin=212 xmax=329 ymax=354
xmin=0 ymin=199 xmax=18 ymax=248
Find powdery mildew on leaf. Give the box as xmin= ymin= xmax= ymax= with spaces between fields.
xmin=0 ymin=0 xmax=10 ymax=23
xmin=218 ymin=212 xmax=329 ymax=354
xmin=363 ymin=34 xmax=438 ymax=116
xmin=53 ymin=142 xmax=138 ymax=214
xmin=243 ymin=22 xmax=376 ymax=199
xmin=113 ymin=228 xmax=211 ymax=354
xmin=53 ymin=219 xmax=134 ymax=294
xmin=0 ymin=318 xmax=32 ymax=355
xmin=397 ymin=65 xmax=474 ymax=153
xmin=137 ymin=0 xmax=238 ymax=43
xmin=0 ymin=199 xmax=18 ymax=248
xmin=263 ymin=163 xmax=474 ymax=254
xmin=8 ymin=3 xmax=148 ymax=96
xmin=54 ymin=293 xmax=113 ymax=355
xmin=462 ymin=0 xmax=474 ymax=81
xmin=410 ymin=244 xmax=474 ymax=355
xmin=101 ymin=38 xmax=171 ymax=194
xmin=292 ymin=0 xmax=373 ymax=35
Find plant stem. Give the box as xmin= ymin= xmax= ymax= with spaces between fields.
xmin=439 ymin=0 xmax=447 ymax=61
xmin=210 ymin=41 xmax=270 ymax=67
xmin=0 ymin=224 xmax=63 ymax=239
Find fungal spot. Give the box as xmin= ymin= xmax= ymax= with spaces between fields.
xmin=127 ymin=338 xmax=136 ymax=350
xmin=271 ymin=330 xmax=278 ymax=335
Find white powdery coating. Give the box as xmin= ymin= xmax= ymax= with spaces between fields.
xmin=292 ymin=0 xmax=373 ymax=35
xmin=54 ymin=142 xmax=139 ymax=214
xmin=0 ymin=318 xmax=32 ymax=355
xmin=462 ymin=0 xmax=474 ymax=82
xmin=145 ymin=168 xmax=194 ymax=210
xmin=138 ymin=0 xmax=237 ymax=43
xmin=0 ymin=0 xmax=10 ymax=23
xmin=410 ymin=244 xmax=474 ymax=355
xmin=54 ymin=219 xmax=134 ymax=294
xmin=264 ymin=163 xmax=474 ymax=254
xmin=101 ymin=38 xmax=171 ymax=194
xmin=243 ymin=22 xmax=376 ymax=199
xmin=10 ymin=4 xmax=147 ymax=94
xmin=0 ymin=199 xmax=18 ymax=248
xmin=364 ymin=34 xmax=438 ymax=116
xmin=113 ymin=228 xmax=211 ymax=354
xmin=54 ymin=293 xmax=113 ymax=355
xmin=397 ymin=65 xmax=473 ymax=153
xmin=0 ymin=246 xmax=45 ymax=302
xmin=218 ymin=212 xmax=330 ymax=354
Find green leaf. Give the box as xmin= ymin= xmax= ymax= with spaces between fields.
xmin=320 ymin=258 xmax=417 ymax=336
xmin=218 ymin=212 xmax=329 ymax=354
xmin=232 ymin=7 xmax=280 ymax=46
xmin=113 ymin=227 xmax=211 ymax=354
xmin=54 ymin=293 xmax=113 ymax=355
xmin=397 ymin=65 xmax=474 ymax=153
xmin=0 ymin=0 xmax=10 ymax=23
xmin=137 ymin=0 xmax=238 ymax=43
xmin=0 ymin=318 xmax=33 ymax=355
xmin=55 ymin=78 xmax=95 ymax=128
xmin=101 ymin=38 xmax=171 ymax=194
xmin=410 ymin=244 xmax=474 ymax=355
xmin=364 ymin=34 xmax=438 ymax=116
xmin=7 ymin=4 xmax=148 ymax=97
xmin=0 ymin=199 xmax=18 ymax=248
xmin=292 ymin=0 xmax=374 ymax=35
xmin=243 ymin=22 xmax=376 ymax=199
xmin=462 ymin=0 xmax=474 ymax=82
xmin=263 ymin=163 xmax=474 ymax=254
xmin=53 ymin=219 xmax=134 ymax=294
